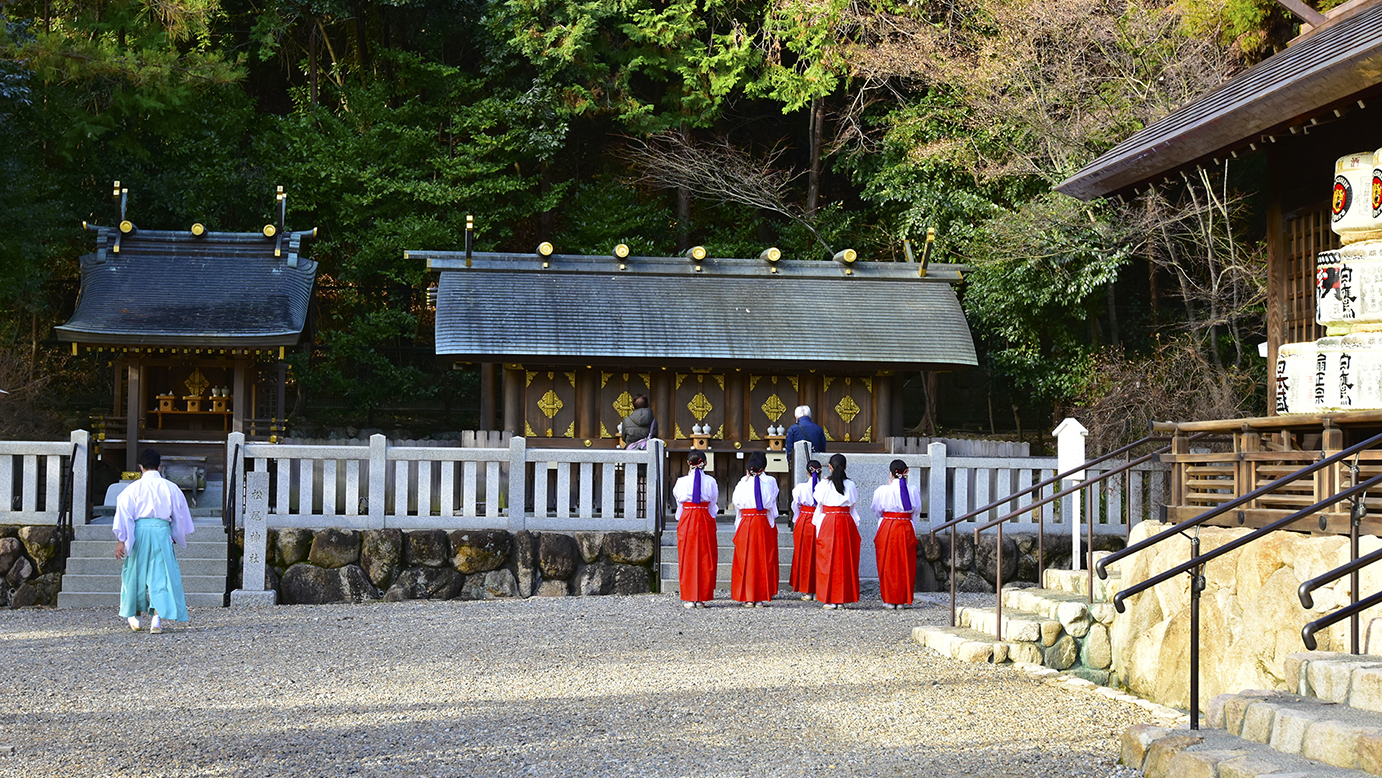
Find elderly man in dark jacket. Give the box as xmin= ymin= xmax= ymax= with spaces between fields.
xmin=622 ymin=395 xmax=658 ymax=449
xmin=784 ymin=405 xmax=827 ymax=455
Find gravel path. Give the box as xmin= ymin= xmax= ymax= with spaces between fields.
xmin=2 ymin=592 xmax=1161 ymax=777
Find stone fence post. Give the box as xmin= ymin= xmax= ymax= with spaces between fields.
xmin=368 ymin=434 xmax=386 ymax=529
xmin=927 ymin=441 xmax=947 ymax=528
xmin=507 ymin=436 xmax=527 ymax=532
xmin=230 ymin=471 xmax=276 ymax=606
xmin=70 ymin=429 xmax=90 ymax=525
xmin=1055 ymin=417 xmax=1089 ymax=570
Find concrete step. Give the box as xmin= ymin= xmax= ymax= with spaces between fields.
xmin=1000 ymin=587 xmax=1118 ymax=631
xmin=1126 ymin=723 xmax=1369 ymax=777
xmin=658 ymin=521 xmax=797 ymax=593
xmin=69 ymin=537 xmax=227 ymax=556
xmin=1042 ymin=558 xmax=1120 ymax=602
xmin=1284 ymin=651 xmax=1382 ymax=712
xmin=74 ymin=521 xmax=223 ymax=541
xmin=65 ymin=555 xmax=228 ymax=577
xmin=60 ymin=572 xmax=226 ymax=593
xmin=56 ymin=591 xmax=225 ymax=609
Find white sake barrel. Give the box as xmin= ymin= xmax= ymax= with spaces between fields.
xmin=1341 ymin=330 xmax=1382 ymax=410
xmin=1373 ymin=149 xmax=1382 ymax=229
xmin=1274 ymin=341 xmax=1316 ymax=414
xmin=1313 ymin=336 xmax=1347 ymax=411
xmin=1315 ymin=240 xmax=1382 ymax=330
xmin=1334 ymin=152 xmax=1379 ymax=241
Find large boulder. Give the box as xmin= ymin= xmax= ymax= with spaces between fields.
xmin=575 ymin=532 xmax=605 ymax=563
xmin=937 ymin=533 xmax=975 ymax=571
xmin=536 ymin=579 xmax=570 ymax=597
xmin=276 ymin=528 xmax=315 ymax=569
xmin=280 ymin=563 xmax=378 ymax=604
xmin=6 ymin=556 xmax=33 ymax=588
xmin=460 ymin=569 xmax=519 ymax=600
xmin=405 ymin=529 xmax=450 ymax=568
xmin=575 ymin=563 xmax=616 ymax=596
xmin=918 ymin=533 xmax=943 ymax=563
xmin=611 ymin=564 xmax=651 ymax=595
xmin=0 ymin=536 xmax=24 ymax=578
xmin=307 ymin=529 xmax=361 ymax=569
xmin=361 ymin=529 xmax=404 ymax=589
xmin=603 ymin=532 xmax=654 ymax=566
xmin=539 ymin=534 xmax=580 ymax=580
xmin=916 ymin=558 xmax=939 ymax=592
xmin=384 ymin=567 xmax=465 ymax=601
xmin=449 ymin=530 xmax=512 ymax=573
xmin=975 ymin=534 xmax=1019 ymax=586
xmin=11 ymin=572 xmax=61 ymax=608
xmin=19 ymin=526 xmax=61 ymax=573
xmin=509 ymin=531 xmax=539 ymax=598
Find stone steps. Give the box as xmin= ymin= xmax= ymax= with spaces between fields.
xmin=659 ymin=522 xmax=796 ymax=595
xmin=1122 ymin=650 xmax=1382 ymax=776
xmin=58 ymin=520 xmax=229 ymax=610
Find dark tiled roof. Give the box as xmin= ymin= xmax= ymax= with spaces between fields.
xmin=56 ymin=228 xmax=317 ymax=347
xmin=1057 ymin=5 xmax=1382 ymax=201
xmin=424 ymin=253 xmax=976 ymax=369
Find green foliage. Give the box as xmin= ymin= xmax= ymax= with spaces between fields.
xmin=553 ymin=178 xmax=673 ymax=256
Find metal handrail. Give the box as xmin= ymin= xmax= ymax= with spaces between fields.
xmin=1095 ymin=430 xmax=1382 ymax=581
xmin=55 ymin=441 xmax=79 ymax=570
xmin=930 ymin=433 xmax=1195 ymax=638
xmin=1098 ymin=429 xmax=1382 ymax=730
xmin=1299 ymin=505 xmax=1382 ymax=652
xmin=222 ymin=441 xmax=242 ymax=606
xmin=1303 ymin=590 xmax=1382 ymax=651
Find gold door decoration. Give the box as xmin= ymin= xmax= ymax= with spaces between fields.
xmin=599 ymin=372 xmax=652 ymax=439
xmin=673 ymin=372 xmax=725 ymax=440
xmin=748 ymin=374 xmax=800 ymax=441
xmin=525 ymin=371 xmax=577 ymax=438
xmin=821 ymin=375 xmax=874 ymax=443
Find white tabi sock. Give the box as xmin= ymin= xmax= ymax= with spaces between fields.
xmin=150 ymin=615 xmax=161 ymax=631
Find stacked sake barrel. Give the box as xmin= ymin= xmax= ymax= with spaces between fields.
xmin=1276 ymin=149 xmax=1382 ymax=413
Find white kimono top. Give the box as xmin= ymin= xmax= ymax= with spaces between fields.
xmin=731 ymin=474 xmax=780 ymax=529
xmin=811 ymin=479 xmax=861 ymax=531
xmin=671 ymin=469 xmax=720 ymax=523
xmin=871 ymin=478 xmax=921 ymax=537
xmin=113 ymin=470 xmax=195 ymax=554
xmin=790 ymin=478 xmax=819 ymax=524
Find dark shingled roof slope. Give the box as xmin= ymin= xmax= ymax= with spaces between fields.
xmin=423 ymin=253 xmax=976 ymax=369
xmin=56 ymin=227 xmax=317 ymax=347
xmin=1057 ymin=4 xmax=1382 ymax=201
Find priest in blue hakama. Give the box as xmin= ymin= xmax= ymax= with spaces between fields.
xmin=113 ymin=448 xmax=194 ymax=633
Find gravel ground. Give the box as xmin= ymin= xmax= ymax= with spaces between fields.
xmin=1 ymin=591 xmax=1160 ymax=777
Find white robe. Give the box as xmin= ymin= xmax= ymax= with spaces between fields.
xmin=871 ymin=479 xmax=921 ymax=538
xmin=731 ymin=474 xmax=780 ymax=529
xmin=811 ymin=479 xmax=861 ymax=531
xmin=671 ymin=469 xmax=719 ymax=522
xmin=790 ymin=480 xmax=818 ymax=524
xmin=113 ymin=470 xmax=195 ymax=555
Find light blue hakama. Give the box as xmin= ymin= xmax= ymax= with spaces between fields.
xmin=119 ymin=518 xmax=189 ymax=621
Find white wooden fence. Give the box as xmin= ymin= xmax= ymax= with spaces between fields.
xmin=226 ymin=432 xmax=665 ymax=533
xmin=0 ymin=431 xmax=90 ymax=525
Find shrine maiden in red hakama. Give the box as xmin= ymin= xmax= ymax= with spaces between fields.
xmin=872 ymin=459 xmax=921 ymax=608
xmin=672 ymin=452 xmax=719 ymax=608
xmin=789 ymin=460 xmax=823 ymax=598
xmin=813 ymin=454 xmax=861 ymax=608
xmin=730 ymin=452 xmax=780 ymax=607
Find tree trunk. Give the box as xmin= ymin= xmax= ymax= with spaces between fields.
xmin=676 ymin=186 xmax=691 ymax=251
xmin=806 ymin=98 xmax=824 ymax=216
xmin=1105 ymin=281 xmax=1120 ymax=348
xmin=355 ymin=3 xmax=370 ymax=78
xmin=309 ymin=23 xmax=319 ymax=105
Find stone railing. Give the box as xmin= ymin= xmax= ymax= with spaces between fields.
xmin=0 ymin=431 xmax=90 ymax=526
xmin=226 ymin=433 xmax=664 ymax=533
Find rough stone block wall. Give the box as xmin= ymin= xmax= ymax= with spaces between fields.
xmin=919 ymin=531 xmax=1126 ymax=593
xmin=1111 ymin=521 xmax=1382 ymax=711
xmin=0 ymin=525 xmax=63 ymax=608
xmin=233 ymin=528 xmax=657 ymax=605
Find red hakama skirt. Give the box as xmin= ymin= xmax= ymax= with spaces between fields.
xmin=731 ymin=508 xmax=779 ymax=602
xmin=875 ymin=512 xmax=918 ymax=605
xmin=815 ymin=505 xmax=861 ymax=604
xmin=790 ymin=505 xmax=817 ymax=594
xmin=677 ymin=502 xmax=718 ymax=602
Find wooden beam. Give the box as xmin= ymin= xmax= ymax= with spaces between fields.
xmin=1274 ymin=0 xmax=1326 ymax=25
xmin=1265 ymin=145 xmax=1286 ymax=416
xmin=125 ymin=359 xmax=141 ymax=471
xmin=502 ymin=366 xmax=523 ymax=435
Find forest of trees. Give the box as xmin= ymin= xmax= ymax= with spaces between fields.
xmin=0 ymin=0 xmax=1338 ymax=446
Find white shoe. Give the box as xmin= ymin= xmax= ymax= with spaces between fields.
xmin=150 ymin=615 xmax=163 ymax=634
xmin=127 ymin=617 xmax=141 ymax=632
xmin=683 ymin=601 xmax=696 ymax=609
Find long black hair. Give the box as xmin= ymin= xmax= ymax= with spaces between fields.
xmin=746 ymin=451 xmax=767 ymax=474
xmin=828 ymin=453 xmax=848 ymax=494
xmin=687 ymin=450 xmax=706 ymax=468
xmin=889 ymin=459 xmax=908 ymax=478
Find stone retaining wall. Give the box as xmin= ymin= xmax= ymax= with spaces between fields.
xmin=919 ymin=531 xmax=1126 ymax=593
xmin=234 ymin=528 xmax=657 ymax=604
xmin=1110 ymin=521 xmax=1382 ymax=711
xmin=0 ymin=525 xmax=62 ymax=608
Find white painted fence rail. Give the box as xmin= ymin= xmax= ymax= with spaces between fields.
xmin=0 ymin=431 xmax=89 ymax=525
xmin=226 ymin=433 xmax=665 ymax=533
